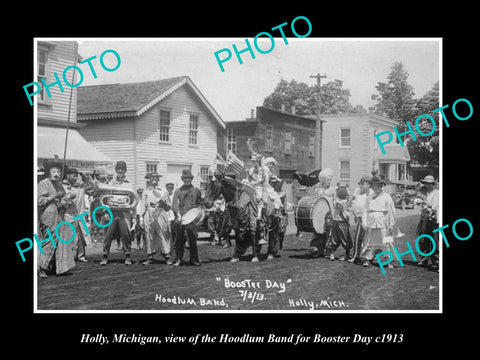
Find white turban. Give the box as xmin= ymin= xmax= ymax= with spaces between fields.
xmin=264 ymin=157 xmax=277 ymax=165
xmin=318 ymin=168 xmax=333 ymax=180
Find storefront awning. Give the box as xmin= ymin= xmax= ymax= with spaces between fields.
xmin=37 ymin=126 xmax=112 ymax=163
xmin=377 ymin=145 xmax=411 ymax=162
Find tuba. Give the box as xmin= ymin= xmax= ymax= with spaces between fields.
xmin=94 ymin=181 xmax=139 ymax=210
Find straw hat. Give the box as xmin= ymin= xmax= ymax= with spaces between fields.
xmin=420 ymin=175 xmax=436 ymax=184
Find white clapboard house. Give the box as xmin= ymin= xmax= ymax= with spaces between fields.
xmin=77 ymin=76 xmax=226 ymax=193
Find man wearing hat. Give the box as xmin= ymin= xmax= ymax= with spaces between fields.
xmin=37 ymin=161 xmax=75 ymax=277
xmin=415 ymin=175 xmax=439 ymax=269
xmin=139 ymin=172 xmax=172 ymax=265
xmin=171 ymin=169 xmax=204 ymax=266
xmin=348 ymin=175 xmax=374 ymax=264
xmin=100 ymin=161 xmax=136 ymax=266
xmin=359 ymin=174 xmax=397 ymax=268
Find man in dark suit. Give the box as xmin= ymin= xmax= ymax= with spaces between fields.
xmin=171 ymin=169 xmax=204 ymax=266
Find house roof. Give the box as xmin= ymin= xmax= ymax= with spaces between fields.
xmin=307 ymin=112 xmax=398 ymax=127
xmin=77 ymin=76 xmax=225 ymax=128
xmin=258 ymin=106 xmax=326 ymax=122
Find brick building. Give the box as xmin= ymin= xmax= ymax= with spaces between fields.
xmin=218 ymin=106 xmax=323 ymax=204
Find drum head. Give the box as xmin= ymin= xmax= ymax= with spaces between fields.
xmin=312 ymin=197 xmax=331 ymax=233
xmin=181 ymin=207 xmax=204 ymax=225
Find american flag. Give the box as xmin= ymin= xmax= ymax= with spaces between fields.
xmin=226 ymin=151 xmax=245 ymax=174
xmin=213 ymin=153 xmax=227 ymax=166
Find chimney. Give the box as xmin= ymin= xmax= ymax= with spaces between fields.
xmin=291 ymin=105 xmax=296 ymax=115
xmin=281 ymin=104 xmax=285 ymax=112
xmin=250 ymin=108 xmax=255 ymax=119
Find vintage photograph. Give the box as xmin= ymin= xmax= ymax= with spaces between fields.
xmin=34 ymin=38 xmax=441 ymax=312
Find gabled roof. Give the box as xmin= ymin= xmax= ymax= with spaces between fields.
xmin=312 ymin=112 xmax=398 ymax=127
xmin=77 ymin=76 xmax=225 ymax=128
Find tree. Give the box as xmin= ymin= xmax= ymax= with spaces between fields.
xmin=263 ymin=78 xmax=365 ymax=115
xmin=371 ymin=61 xmax=416 ymax=130
xmin=263 ymin=79 xmax=315 ymax=115
xmin=371 ymin=61 xmax=439 ymax=169
xmin=407 ymin=82 xmax=439 ymax=168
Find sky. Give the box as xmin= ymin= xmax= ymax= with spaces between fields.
xmin=77 ymin=38 xmax=440 ymax=122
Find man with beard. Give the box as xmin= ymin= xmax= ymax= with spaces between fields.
xmin=37 ymin=161 xmax=76 ymax=278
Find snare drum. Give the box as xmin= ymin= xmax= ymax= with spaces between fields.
xmin=181 ymin=207 xmax=205 ymax=226
xmin=295 ymin=196 xmax=331 ymax=234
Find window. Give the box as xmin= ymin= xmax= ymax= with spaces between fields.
xmin=199 ymin=166 xmax=209 ymax=196
xmin=37 ymin=49 xmax=48 ymax=102
xmin=189 ymin=114 xmax=198 ymax=145
xmin=373 ymin=129 xmax=378 ymax=149
xmin=339 ymin=160 xmax=350 ymax=180
xmin=340 ymin=128 xmax=351 ymax=147
xmin=284 ymin=130 xmax=292 ymax=154
xmin=146 ymin=162 xmax=158 ymax=185
xmin=265 ymin=125 xmax=273 ymax=151
xmin=227 ymin=127 xmax=236 ymax=154
xmin=159 ymin=110 xmax=170 ymax=142
xmin=146 ymin=162 xmax=157 ymax=175
xmin=309 ymin=135 xmax=315 ymax=157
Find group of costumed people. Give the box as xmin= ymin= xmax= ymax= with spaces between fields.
xmin=37 ymin=160 xmax=206 ymax=278
xmin=36 ymin=153 xmax=288 ymax=277
xmin=301 ymin=168 xmax=439 ymax=270
xmin=205 ymin=152 xmax=288 ymax=262
xmin=37 ymin=154 xmax=439 ymax=277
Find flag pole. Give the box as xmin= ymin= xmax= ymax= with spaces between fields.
xmin=62 ymin=41 xmax=79 ymax=175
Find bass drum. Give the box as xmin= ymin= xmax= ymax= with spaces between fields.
xmin=295 ymin=196 xmax=331 ymax=234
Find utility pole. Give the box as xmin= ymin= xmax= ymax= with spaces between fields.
xmin=310 ymin=73 xmax=327 ymax=169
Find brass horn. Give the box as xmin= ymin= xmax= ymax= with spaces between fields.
xmin=94 ymin=182 xmax=139 ymax=210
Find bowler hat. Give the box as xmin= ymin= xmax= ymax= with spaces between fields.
xmin=165 ymin=182 xmax=174 ymax=187
xmin=115 ymin=161 xmax=127 ymax=170
xmin=43 ymin=161 xmax=64 ymax=175
xmin=181 ymin=169 xmax=194 ymax=178
xmin=64 ymin=167 xmax=78 ymax=175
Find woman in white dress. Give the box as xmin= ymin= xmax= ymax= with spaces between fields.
xmin=360 ymin=175 xmax=397 ymax=268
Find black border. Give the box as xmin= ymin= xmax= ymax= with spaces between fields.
xmin=6 ymin=4 xmax=478 ymax=355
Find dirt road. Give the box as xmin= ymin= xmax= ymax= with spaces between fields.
xmin=37 ymin=208 xmax=439 ymax=311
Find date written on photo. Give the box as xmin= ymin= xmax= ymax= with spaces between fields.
xmin=219 ymin=276 xmax=292 ymax=303
xmin=79 ymin=333 xmax=404 ymax=346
